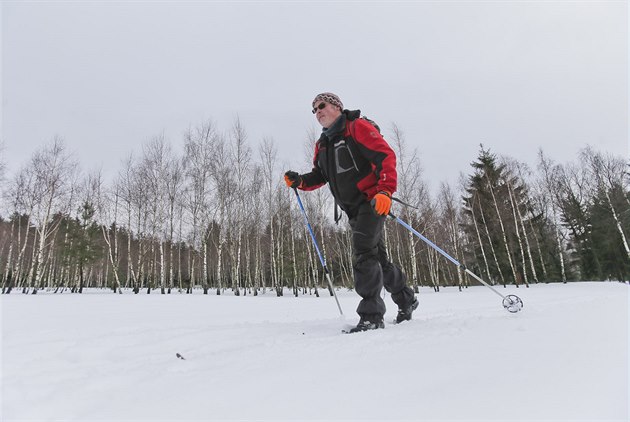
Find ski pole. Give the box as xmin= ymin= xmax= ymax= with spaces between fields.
xmin=292 ymin=188 xmax=343 ymax=316
xmin=389 ymin=212 xmax=523 ymax=313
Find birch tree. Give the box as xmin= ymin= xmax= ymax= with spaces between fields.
xmin=554 ymin=160 xmax=597 ymax=279
xmin=28 ymin=138 xmax=78 ymax=292
xmin=536 ymin=151 xmax=568 ymax=282
xmin=501 ymin=158 xmax=537 ymax=285
xmin=227 ymin=117 xmax=251 ymax=295
xmin=94 ymin=171 xmax=122 ymax=293
xmin=164 ymin=153 xmax=184 ymax=293
xmin=183 ymin=120 xmax=219 ymax=293
xmin=505 ymin=159 xmax=542 ymax=283
xmin=259 ymin=137 xmax=279 ymax=294
xmin=388 ymin=122 xmax=427 ymax=286
xmin=438 ymin=182 xmax=466 ymax=289
xmin=116 ymin=154 xmax=139 ymax=289
xmin=582 ymin=147 xmax=630 ymax=261
xmin=581 ymin=147 xmax=630 ymax=279
xmin=2 ymin=168 xmax=36 ymax=292
xmin=140 ymin=136 xmax=172 ymax=293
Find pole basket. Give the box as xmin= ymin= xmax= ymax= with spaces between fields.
xmin=503 ymin=295 xmax=524 ymax=313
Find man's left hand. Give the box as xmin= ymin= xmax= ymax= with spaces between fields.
xmin=373 ymin=191 xmax=392 ymax=215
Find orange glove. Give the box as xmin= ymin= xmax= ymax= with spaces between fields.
xmin=284 ymin=171 xmax=302 ymax=189
xmin=373 ymin=191 xmax=392 ymax=215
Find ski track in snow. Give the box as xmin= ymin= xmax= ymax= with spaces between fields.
xmin=2 ymin=282 xmax=628 ymax=422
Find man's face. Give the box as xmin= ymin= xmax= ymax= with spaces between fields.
xmin=313 ymin=101 xmax=342 ymax=128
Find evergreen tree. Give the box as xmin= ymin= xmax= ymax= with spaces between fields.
xmin=589 ymin=181 xmax=630 ymax=280
xmin=63 ymin=201 xmax=102 ymax=292
xmin=462 ymin=146 xmax=511 ymax=283
xmin=462 ymin=146 xmax=559 ymax=285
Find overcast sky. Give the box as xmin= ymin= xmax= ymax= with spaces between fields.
xmin=2 ymin=1 xmax=628 ymax=195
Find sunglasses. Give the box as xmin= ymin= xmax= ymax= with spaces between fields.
xmin=312 ymin=102 xmax=327 ymax=114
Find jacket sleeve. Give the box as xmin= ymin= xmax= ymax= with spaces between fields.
xmin=299 ymin=142 xmax=327 ymax=191
xmin=351 ymin=119 xmax=397 ymax=194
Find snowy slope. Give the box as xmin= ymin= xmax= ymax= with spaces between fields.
xmin=2 ymin=282 xmax=628 ymax=422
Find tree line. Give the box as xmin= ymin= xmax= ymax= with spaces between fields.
xmin=0 ymin=121 xmax=628 ymax=295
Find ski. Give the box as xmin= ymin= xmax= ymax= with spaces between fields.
xmin=341 ymin=318 xmax=416 ymax=334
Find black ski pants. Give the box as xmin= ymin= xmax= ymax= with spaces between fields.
xmin=348 ymin=202 xmax=415 ymax=319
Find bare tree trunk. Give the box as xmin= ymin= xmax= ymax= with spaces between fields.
xmin=203 ymin=236 xmax=209 ymax=294
xmin=506 ymin=181 xmax=530 ymax=287
xmin=426 ymin=247 xmax=439 ymax=292
xmin=159 ymin=240 xmax=165 ymax=294
xmin=15 ymin=217 xmax=30 ymax=288
xmin=515 ymin=194 xmax=539 ymax=283
xmin=276 ymin=216 xmax=285 ymax=296
xmin=168 ymin=240 xmax=174 ymax=294
xmin=190 ymin=250 xmax=196 ymax=294
xmin=244 ymin=234 xmax=252 ymax=295
xmin=511 ymin=164 xmax=540 ymax=283
xmin=127 ymin=207 xmax=135 ymax=289
xmin=135 ymin=228 xmax=143 ymax=293
xmin=604 ymin=188 xmax=630 ymax=260
xmin=407 ymin=226 xmax=418 ymax=284
xmin=333 ymin=229 xmax=351 ymax=288
xmin=26 ymin=230 xmax=38 ymax=291
xmin=177 ymin=204 xmax=183 ymax=292
xmin=486 ymin=175 xmax=519 ymax=286
xmin=290 ymin=216 xmax=298 ymax=297
xmin=233 ymin=227 xmax=243 ymax=296
xmin=528 ymin=217 xmax=548 ymax=280
xmin=216 ymin=229 xmax=224 ymax=295
xmin=112 ymin=190 xmax=121 ymax=291
xmin=304 ymin=226 xmax=317 ymax=295
xmin=470 ymin=199 xmax=494 ymax=283
xmin=32 ymin=203 xmax=53 ymax=290
xmin=269 ymin=213 xmax=277 ymax=294
xmin=318 ymin=223 xmax=333 ymax=295
xmin=102 ymin=225 xmax=121 ymax=292
xmin=345 ymin=228 xmax=353 ymax=288
xmin=6 ymin=218 xmax=28 ymax=294
xmin=3 ymin=218 xmax=19 ymax=293
xmin=537 ymin=151 xmax=567 ymax=282
xmin=42 ymin=229 xmax=60 ymax=290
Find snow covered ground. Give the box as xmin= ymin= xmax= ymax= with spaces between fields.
xmin=2 ymin=282 xmax=628 ymax=422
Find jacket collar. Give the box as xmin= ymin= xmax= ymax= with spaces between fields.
xmin=322 ymin=109 xmax=361 ymax=138
xmin=322 ymin=113 xmax=346 ymax=138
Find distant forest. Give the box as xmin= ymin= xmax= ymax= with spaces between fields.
xmin=1 ymin=119 xmax=628 ymax=295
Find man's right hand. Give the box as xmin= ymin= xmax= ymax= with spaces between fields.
xmin=284 ymin=171 xmax=302 ymax=189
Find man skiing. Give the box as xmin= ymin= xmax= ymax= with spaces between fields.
xmin=284 ymin=92 xmax=418 ymax=333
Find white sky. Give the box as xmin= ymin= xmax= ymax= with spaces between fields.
xmin=2 ymin=1 xmax=628 ymax=194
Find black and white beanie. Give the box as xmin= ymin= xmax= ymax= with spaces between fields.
xmin=312 ymin=92 xmax=344 ymax=110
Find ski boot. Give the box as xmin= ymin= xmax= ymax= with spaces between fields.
xmin=346 ymin=315 xmax=385 ymax=333
xmin=395 ymin=297 xmax=419 ymax=324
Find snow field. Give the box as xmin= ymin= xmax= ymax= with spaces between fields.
xmin=2 ymin=282 xmax=628 ymax=421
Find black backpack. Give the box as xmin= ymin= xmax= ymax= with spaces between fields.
xmin=345 ymin=109 xmax=382 ymax=135
xmin=360 ymin=116 xmax=381 ymax=133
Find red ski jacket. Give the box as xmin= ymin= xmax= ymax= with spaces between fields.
xmin=299 ymin=110 xmax=397 ymax=215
